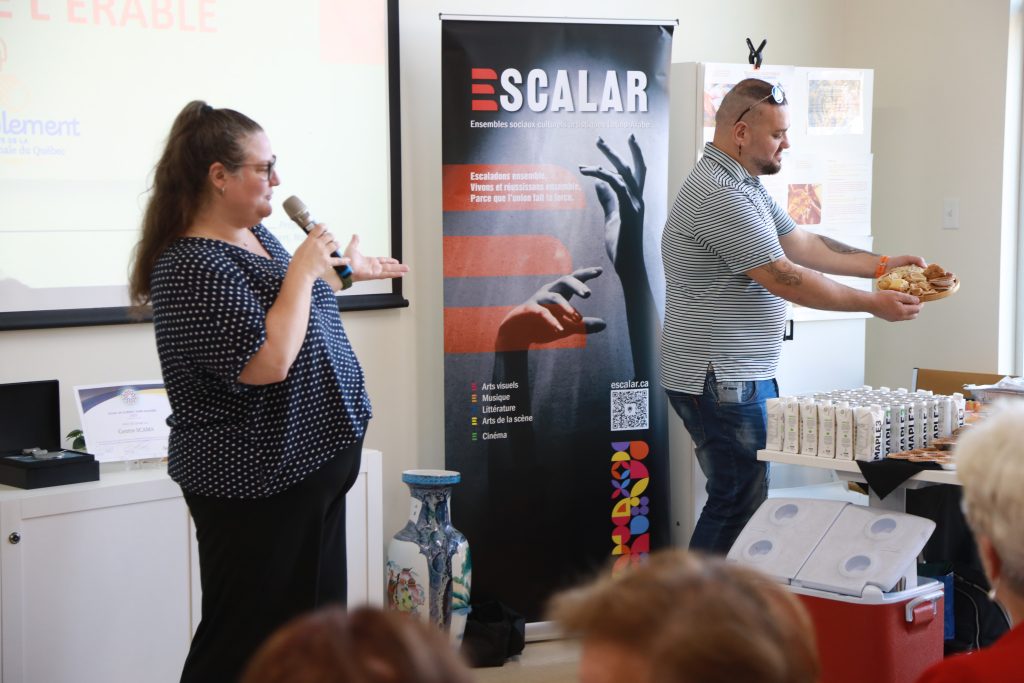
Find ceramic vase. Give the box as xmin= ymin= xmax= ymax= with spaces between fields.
xmin=386 ymin=469 xmax=472 ymax=643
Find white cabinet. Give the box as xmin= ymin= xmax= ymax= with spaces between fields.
xmin=0 ymin=450 xmax=382 ymax=683
xmin=0 ymin=469 xmax=193 ymax=683
xmin=343 ymin=449 xmax=385 ymax=609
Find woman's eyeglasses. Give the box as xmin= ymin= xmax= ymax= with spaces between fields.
xmin=239 ymin=155 xmax=277 ymax=181
xmin=734 ymin=85 xmax=786 ymax=125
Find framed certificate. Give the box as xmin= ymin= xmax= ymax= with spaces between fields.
xmin=74 ymin=382 xmax=171 ymax=463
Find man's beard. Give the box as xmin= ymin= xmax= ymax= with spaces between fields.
xmin=758 ymin=157 xmax=782 ymax=175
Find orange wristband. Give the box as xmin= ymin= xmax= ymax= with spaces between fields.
xmin=874 ymin=255 xmax=889 ymax=278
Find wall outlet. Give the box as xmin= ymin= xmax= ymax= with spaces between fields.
xmin=943 ymin=198 xmax=960 ymax=229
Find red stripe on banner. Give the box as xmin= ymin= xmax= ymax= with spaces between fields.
xmin=443 ymin=236 xmax=572 ymax=278
xmin=471 ymin=84 xmax=495 ymax=94
xmin=471 ymin=68 xmax=498 ymax=80
xmin=471 ymin=100 xmax=498 ymax=112
xmin=442 ymin=164 xmax=587 ymax=212
xmin=444 ymin=306 xmax=587 ymax=353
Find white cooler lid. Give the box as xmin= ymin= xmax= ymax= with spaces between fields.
xmin=727 ymin=498 xmax=849 ymax=584
xmin=792 ymin=505 xmax=936 ymax=597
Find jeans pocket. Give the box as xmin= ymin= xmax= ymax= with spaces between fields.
xmin=668 ymin=391 xmax=706 ymax=447
xmin=716 ymin=380 xmax=756 ymax=404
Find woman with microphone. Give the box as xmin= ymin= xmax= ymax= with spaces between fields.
xmin=129 ymin=100 xmax=406 ymax=683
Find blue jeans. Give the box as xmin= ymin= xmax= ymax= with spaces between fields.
xmin=667 ymin=369 xmax=778 ymax=554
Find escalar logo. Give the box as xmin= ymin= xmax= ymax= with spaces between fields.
xmin=471 ymin=67 xmax=648 ymax=113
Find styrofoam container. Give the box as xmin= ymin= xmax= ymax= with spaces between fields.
xmin=793 ymin=580 xmax=944 ymax=683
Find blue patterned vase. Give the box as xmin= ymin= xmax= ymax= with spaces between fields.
xmin=386 ymin=470 xmax=472 ymax=643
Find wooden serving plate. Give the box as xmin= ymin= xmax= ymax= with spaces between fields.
xmin=918 ymin=278 xmax=960 ymax=303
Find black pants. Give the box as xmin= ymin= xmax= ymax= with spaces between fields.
xmin=180 ymin=440 xmax=363 ymax=683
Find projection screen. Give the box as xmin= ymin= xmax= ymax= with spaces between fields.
xmin=0 ymin=0 xmax=405 ymax=330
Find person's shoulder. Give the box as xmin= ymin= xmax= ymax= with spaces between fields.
xmin=155 ymin=238 xmax=243 ymax=279
xmin=686 ymin=158 xmax=745 ymax=198
xmin=914 ymin=652 xmax=989 ymax=683
xmin=689 ymin=180 xmax=750 ymax=218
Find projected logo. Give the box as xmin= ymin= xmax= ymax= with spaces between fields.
xmin=469 ymin=66 xmax=649 ymax=114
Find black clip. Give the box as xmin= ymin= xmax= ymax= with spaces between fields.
xmin=746 ymin=38 xmax=767 ymax=70
xmin=783 ymin=319 xmax=794 ymax=341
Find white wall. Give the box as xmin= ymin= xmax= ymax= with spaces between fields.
xmin=0 ymin=0 xmax=1013 ymax=546
xmin=845 ymin=0 xmax=1014 ymax=385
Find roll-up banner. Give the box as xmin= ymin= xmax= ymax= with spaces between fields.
xmin=442 ymin=17 xmax=675 ymax=621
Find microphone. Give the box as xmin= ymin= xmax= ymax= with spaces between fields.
xmin=282 ymin=195 xmax=353 ymax=288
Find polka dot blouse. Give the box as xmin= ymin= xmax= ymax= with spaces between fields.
xmin=150 ymin=224 xmax=372 ymax=499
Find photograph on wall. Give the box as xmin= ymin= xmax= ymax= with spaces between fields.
xmin=807 ymin=69 xmax=865 ymax=136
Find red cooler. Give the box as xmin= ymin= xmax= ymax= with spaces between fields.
xmin=791 ymin=580 xmax=944 ymax=683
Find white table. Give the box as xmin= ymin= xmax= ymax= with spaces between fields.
xmin=758 ymin=450 xmax=959 ymax=512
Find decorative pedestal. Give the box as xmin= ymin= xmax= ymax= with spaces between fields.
xmin=386 ymin=469 xmax=472 ymax=643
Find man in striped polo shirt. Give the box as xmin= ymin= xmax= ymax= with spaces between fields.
xmin=662 ymin=78 xmax=924 ymax=553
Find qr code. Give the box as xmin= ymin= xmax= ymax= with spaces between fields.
xmin=611 ymin=388 xmax=649 ymax=431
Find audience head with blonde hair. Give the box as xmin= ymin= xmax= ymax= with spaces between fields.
xmin=550 ymin=549 xmax=818 ymax=683
xmin=240 ymin=606 xmax=474 ymax=683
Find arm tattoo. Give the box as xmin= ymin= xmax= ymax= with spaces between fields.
xmin=817 ymin=234 xmax=874 ymax=256
xmin=766 ymin=261 xmax=803 ymax=286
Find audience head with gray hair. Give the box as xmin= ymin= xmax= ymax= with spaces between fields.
xmin=915 ymin=402 xmax=1024 ymax=683
xmin=956 ymin=402 xmax=1024 ymax=621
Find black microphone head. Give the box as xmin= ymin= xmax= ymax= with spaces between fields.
xmin=283 ymin=195 xmax=312 ymax=228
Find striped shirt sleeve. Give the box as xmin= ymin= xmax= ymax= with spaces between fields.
xmin=691 ymin=187 xmax=786 ymax=275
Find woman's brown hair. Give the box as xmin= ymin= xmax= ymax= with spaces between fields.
xmin=128 ymin=100 xmax=262 ymax=308
xmin=240 ymin=606 xmax=475 ymax=683
xmin=551 ymin=550 xmax=820 ymax=683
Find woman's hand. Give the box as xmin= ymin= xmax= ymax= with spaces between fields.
xmin=242 ymin=224 xmax=341 ymax=385
xmin=342 ymin=234 xmax=409 ymax=282
xmin=289 ymin=223 xmax=347 ymax=286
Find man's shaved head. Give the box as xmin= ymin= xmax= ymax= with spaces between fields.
xmin=715 ymin=78 xmax=788 ymax=128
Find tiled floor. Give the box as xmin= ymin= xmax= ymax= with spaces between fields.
xmin=472 ymin=639 xmax=581 ymax=683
